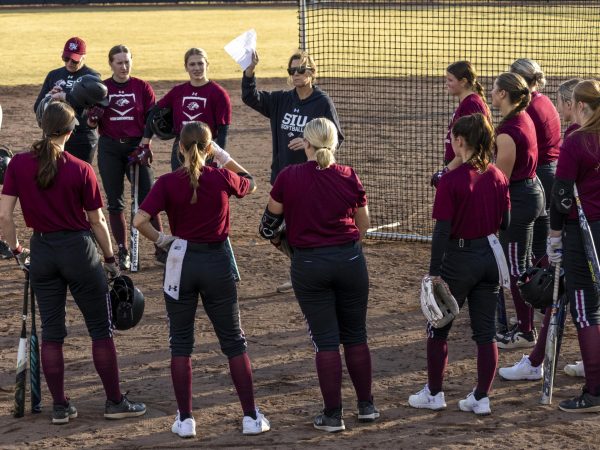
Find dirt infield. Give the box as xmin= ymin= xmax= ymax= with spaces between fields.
xmin=0 ymin=80 xmax=597 ymax=449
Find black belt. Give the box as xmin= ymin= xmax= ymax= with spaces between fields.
xmin=187 ymin=241 xmax=225 ymax=251
xmin=447 ymin=237 xmax=489 ymax=249
xmin=294 ymin=241 xmax=358 ymax=253
xmin=33 ymin=230 xmax=90 ymax=239
xmin=510 ymin=177 xmax=536 ymax=187
xmin=103 ymin=136 xmax=142 ymax=145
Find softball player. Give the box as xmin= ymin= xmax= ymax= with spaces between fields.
xmin=409 ymin=113 xmax=510 ymax=416
xmin=0 ymin=102 xmax=12 ymax=259
xmin=260 ymin=117 xmax=375 ymax=432
xmin=0 ymin=100 xmax=146 ymax=424
xmin=509 ymin=59 xmax=561 ymax=263
xmin=548 ymin=80 xmax=600 ymax=412
xmin=243 ymin=49 xmax=343 ymax=292
xmin=431 ymin=61 xmax=491 ymax=186
xmin=34 ymin=37 xmax=101 ymax=164
xmin=492 ymin=72 xmax=545 ymax=349
xmin=499 ymin=78 xmax=583 ymax=381
xmin=88 ymin=44 xmax=163 ymax=269
xmin=144 ymin=48 xmax=231 ymax=171
xmin=133 ymin=121 xmax=269 ymax=438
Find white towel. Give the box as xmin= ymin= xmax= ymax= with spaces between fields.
xmin=487 ymin=234 xmax=510 ymax=289
xmin=163 ymin=239 xmax=188 ymax=300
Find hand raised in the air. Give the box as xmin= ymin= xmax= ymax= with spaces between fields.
xmin=244 ymin=50 xmax=259 ymax=77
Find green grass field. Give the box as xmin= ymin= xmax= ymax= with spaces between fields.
xmin=0 ymin=6 xmax=298 ymax=86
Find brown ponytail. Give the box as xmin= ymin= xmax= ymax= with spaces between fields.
xmin=495 ymin=72 xmax=531 ymax=128
xmin=452 ymin=113 xmax=495 ymax=172
xmin=447 ymin=60 xmax=490 ymax=115
xmin=178 ymin=121 xmax=212 ymax=204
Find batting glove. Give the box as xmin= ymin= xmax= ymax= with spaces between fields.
xmin=12 ymin=245 xmax=30 ymax=271
xmin=547 ymin=236 xmax=563 ymax=264
xmin=430 ymin=167 xmax=449 ymax=188
xmin=128 ymin=144 xmax=153 ymax=167
xmin=86 ymin=105 xmax=105 ymax=128
xmin=103 ymin=256 xmax=121 ymax=280
xmin=155 ymin=232 xmax=177 ymax=252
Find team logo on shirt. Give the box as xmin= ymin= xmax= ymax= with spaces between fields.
xmin=182 ymin=95 xmax=207 ymax=121
xmin=280 ymin=113 xmax=308 ymax=133
xmin=108 ymin=93 xmax=136 ymax=121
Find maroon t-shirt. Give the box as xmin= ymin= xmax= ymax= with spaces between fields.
xmin=270 ymin=161 xmax=367 ymax=248
xmin=564 ymin=123 xmax=580 ymax=139
xmin=139 ymin=166 xmax=250 ymax=243
xmin=433 ymin=162 xmax=510 ymax=239
xmin=156 ymin=81 xmax=231 ymax=137
xmin=2 ymin=151 xmax=103 ymax=232
xmin=99 ymin=77 xmax=155 ymax=139
xmin=526 ymin=92 xmax=561 ymax=165
xmin=444 ymin=93 xmax=490 ymax=163
xmin=556 ymin=130 xmax=600 ymax=221
xmin=496 ymin=112 xmax=538 ymax=182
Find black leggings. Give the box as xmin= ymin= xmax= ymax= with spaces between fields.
xmin=65 ymin=129 xmax=98 ymax=164
xmin=291 ymin=241 xmax=369 ymax=352
xmin=165 ymin=242 xmax=246 ymax=358
xmin=97 ymin=135 xmax=154 ymax=213
xmin=532 ymin=162 xmax=556 ymax=261
xmin=29 ymin=230 xmax=112 ymax=343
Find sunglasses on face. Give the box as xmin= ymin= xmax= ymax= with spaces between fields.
xmin=287 ymin=66 xmax=312 ymax=76
xmin=63 ymin=57 xmax=80 ymax=64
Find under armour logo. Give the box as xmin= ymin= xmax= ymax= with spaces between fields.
xmin=293 ymin=108 xmax=300 ymax=113
xmin=168 ymin=285 xmax=178 ymax=292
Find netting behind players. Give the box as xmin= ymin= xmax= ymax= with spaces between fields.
xmin=299 ymin=0 xmax=600 ymax=240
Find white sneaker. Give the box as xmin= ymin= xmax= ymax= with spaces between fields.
xmin=564 ymin=361 xmax=585 ymax=377
xmin=242 ymin=408 xmax=270 ymax=435
xmin=276 ymin=280 xmax=293 ymax=293
xmin=171 ymin=411 xmax=196 ymax=438
xmin=458 ymin=390 xmax=491 ymax=415
xmin=498 ymin=355 xmax=543 ymax=381
xmin=408 ymin=385 xmax=447 ymax=410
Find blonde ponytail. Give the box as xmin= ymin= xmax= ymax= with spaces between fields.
xmin=303 ymin=117 xmax=338 ymax=169
xmin=315 ymin=147 xmax=335 ymax=169
xmin=178 ymin=121 xmax=212 ymax=204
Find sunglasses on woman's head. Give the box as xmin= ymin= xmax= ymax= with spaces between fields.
xmin=287 ymin=66 xmax=312 ymax=76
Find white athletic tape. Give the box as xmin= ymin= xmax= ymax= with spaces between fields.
xmin=163 ymin=239 xmax=187 ymax=301
xmin=488 ymin=234 xmax=510 ymax=289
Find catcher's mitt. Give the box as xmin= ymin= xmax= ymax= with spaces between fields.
xmin=420 ymin=275 xmax=459 ymax=328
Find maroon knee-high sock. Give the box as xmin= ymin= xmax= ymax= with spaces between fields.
xmin=343 ymin=343 xmax=373 ymax=402
xmin=315 ymin=351 xmax=343 ymax=410
xmin=510 ymin=275 xmax=534 ymax=332
xmin=476 ymin=343 xmax=498 ymax=396
xmin=528 ymin=309 xmax=552 ymax=367
xmin=427 ymin=338 xmax=448 ymax=394
xmin=109 ymin=212 xmax=127 ymax=249
xmin=92 ymin=338 xmax=122 ymax=403
xmin=171 ymin=356 xmax=193 ymax=416
xmin=577 ymin=325 xmax=600 ymax=396
xmin=228 ymin=353 xmax=256 ymax=416
xmin=41 ymin=341 xmax=67 ymax=406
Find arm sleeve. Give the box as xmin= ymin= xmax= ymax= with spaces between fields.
xmin=241 ymin=73 xmax=274 ymax=117
xmin=143 ymin=106 xmax=158 ymax=139
xmin=215 ymin=124 xmax=229 ymax=149
xmin=429 ymin=220 xmax=451 ymax=276
xmin=143 ymin=81 xmax=156 ymax=117
xmin=500 ymin=209 xmax=511 ymax=231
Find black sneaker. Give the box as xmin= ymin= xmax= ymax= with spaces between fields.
xmin=559 ymin=388 xmax=600 ymax=413
xmin=0 ymin=240 xmax=12 ymax=260
xmin=357 ymin=399 xmax=380 ymax=422
xmin=313 ymin=407 xmax=345 ymax=432
xmin=496 ymin=327 xmax=536 ymax=349
xmin=52 ymin=401 xmax=78 ymax=425
xmin=104 ymin=393 xmax=146 ymax=419
xmin=155 ymin=248 xmax=167 ymax=265
xmin=118 ymin=247 xmax=131 ymax=271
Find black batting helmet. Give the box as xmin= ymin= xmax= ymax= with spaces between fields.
xmin=69 ymin=74 xmax=109 ymax=109
xmin=36 ymin=96 xmax=54 ymax=128
xmin=109 ymin=275 xmax=144 ymax=331
xmin=150 ymin=107 xmax=176 ymax=140
xmin=0 ymin=145 xmax=13 ymax=185
xmin=518 ymin=263 xmax=565 ymax=309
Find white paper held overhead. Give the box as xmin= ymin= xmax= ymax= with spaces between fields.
xmin=224 ymin=29 xmax=257 ymax=71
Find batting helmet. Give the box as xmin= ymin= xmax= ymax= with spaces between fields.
xmin=0 ymin=145 xmax=13 ymax=185
xmin=109 ymin=275 xmax=144 ymax=331
xmin=518 ymin=263 xmax=565 ymax=309
xmin=36 ymin=96 xmax=54 ymax=128
xmin=150 ymin=107 xmax=176 ymax=140
xmin=69 ymin=75 xmax=109 ymax=109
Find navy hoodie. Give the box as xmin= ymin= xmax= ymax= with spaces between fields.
xmin=242 ymin=74 xmax=344 ymax=185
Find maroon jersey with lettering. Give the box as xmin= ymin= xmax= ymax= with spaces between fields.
xmin=156 ymin=81 xmax=231 ymax=137
xmin=444 ymin=93 xmax=490 ymax=162
xmin=556 ymin=130 xmax=600 ymax=221
xmin=433 ymin=162 xmax=510 ymax=239
xmin=496 ymin=112 xmax=538 ymax=182
xmin=99 ymin=77 xmax=155 ymax=139
xmin=526 ymin=92 xmax=561 ymax=165
xmin=564 ymin=123 xmax=580 ymax=139
xmin=139 ymin=166 xmax=249 ymax=243
xmin=2 ymin=151 xmax=103 ymax=232
xmin=270 ymin=161 xmax=367 ymax=248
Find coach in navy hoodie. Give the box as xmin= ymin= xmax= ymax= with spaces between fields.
xmin=242 ymin=49 xmax=343 ymax=185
